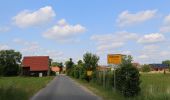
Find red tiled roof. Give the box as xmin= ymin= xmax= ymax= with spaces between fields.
xmin=22 ymin=56 xmax=49 ymax=71
xmin=51 ymin=66 xmax=60 ymax=72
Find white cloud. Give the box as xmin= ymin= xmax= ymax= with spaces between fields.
xmin=0 ymin=27 xmax=10 ymax=33
xmin=43 ymin=19 xmax=86 ymax=42
xmin=21 ymin=43 xmax=40 ymax=53
xmin=143 ymin=45 xmax=159 ymax=51
xmin=13 ymin=38 xmax=39 ymax=46
xmin=160 ymin=14 xmax=170 ymax=33
xmin=91 ymin=31 xmax=138 ymax=52
xmin=0 ymin=44 xmax=10 ymax=50
xmin=137 ymin=33 xmax=165 ymax=44
xmin=117 ymin=10 xmax=157 ymax=27
xmin=138 ymin=55 xmax=149 ymax=59
xmin=12 ymin=6 xmax=55 ymax=28
xmin=163 ymin=14 xmax=170 ymax=25
xmin=97 ymin=42 xmax=124 ymax=51
xmin=45 ymin=50 xmax=63 ymax=59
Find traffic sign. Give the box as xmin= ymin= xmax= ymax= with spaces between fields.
xmin=107 ymin=54 xmax=122 ymax=64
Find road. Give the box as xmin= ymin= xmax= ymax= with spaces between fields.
xmin=31 ymin=75 xmax=102 ymax=100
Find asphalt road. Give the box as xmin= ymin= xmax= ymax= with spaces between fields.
xmin=31 ymin=75 xmax=102 ymax=100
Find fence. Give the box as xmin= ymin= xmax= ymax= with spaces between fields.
xmin=92 ymin=70 xmax=114 ymax=90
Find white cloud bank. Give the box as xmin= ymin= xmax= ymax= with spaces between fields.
xmin=43 ymin=19 xmax=86 ymax=42
xmin=137 ymin=33 xmax=165 ymax=44
xmin=160 ymin=14 xmax=170 ymax=33
xmin=117 ymin=10 xmax=157 ymax=27
xmin=91 ymin=31 xmax=138 ymax=52
xmin=12 ymin=6 xmax=56 ymax=28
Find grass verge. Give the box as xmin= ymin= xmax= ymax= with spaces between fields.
xmin=0 ymin=76 xmax=54 ymax=100
xmin=72 ymin=73 xmax=170 ymax=100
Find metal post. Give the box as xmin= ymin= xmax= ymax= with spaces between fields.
xmin=113 ymin=64 xmax=116 ymax=91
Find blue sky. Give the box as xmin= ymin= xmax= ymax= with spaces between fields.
xmin=0 ymin=0 xmax=170 ymax=64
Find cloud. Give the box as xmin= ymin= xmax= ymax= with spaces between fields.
xmin=45 ymin=50 xmax=63 ymax=58
xmin=43 ymin=19 xmax=86 ymax=42
xmin=12 ymin=6 xmax=55 ymax=28
xmin=143 ymin=45 xmax=159 ymax=51
xmin=91 ymin=31 xmax=138 ymax=52
xmin=117 ymin=10 xmax=157 ymax=27
xmin=137 ymin=33 xmax=165 ymax=44
xmin=97 ymin=42 xmax=124 ymax=51
xmin=0 ymin=44 xmax=10 ymax=50
xmin=21 ymin=42 xmax=40 ymax=53
xmin=0 ymin=27 xmax=10 ymax=33
xmin=13 ymin=38 xmax=39 ymax=46
xmin=160 ymin=14 xmax=170 ymax=33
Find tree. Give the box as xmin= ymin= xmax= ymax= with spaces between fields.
xmin=115 ymin=55 xmax=141 ymax=97
xmin=0 ymin=50 xmax=22 ymax=76
xmin=83 ymin=52 xmax=99 ymax=82
xmin=83 ymin=52 xmax=99 ymax=71
xmin=162 ymin=60 xmax=170 ymax=66
xmin=162 ymin=60 xmax=170 ymax=71
xmin=52 ymin=62 xmax=64 ymax=72
xmin=141 ymin=64 xmax=151 ymax=72
xmin=65 ymin=58 xmax=74 ymax=75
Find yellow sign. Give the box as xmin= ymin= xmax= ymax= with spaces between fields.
xmin=87 ymin=71 xmax=92 ymax=76
xmin=107 ymin=54 xmax=122 ymax=64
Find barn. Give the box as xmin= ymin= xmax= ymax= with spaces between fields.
xmin=22 ymin=56 xmax=50 ymax=76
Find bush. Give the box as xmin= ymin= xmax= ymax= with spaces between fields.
xmin=141 ymin=64 xmax=151 ymax=72
xmin=115 ymin=55 xmax=141 ymax=97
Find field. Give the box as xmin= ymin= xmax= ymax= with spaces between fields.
xmin=0 ymin=77 xmax=54 ymax=100
xmin=74 ymin=73 xmax=170 ymax=100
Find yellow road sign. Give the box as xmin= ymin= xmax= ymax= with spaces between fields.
xmin=107 ymin=54 xmax=122 ymax=64
xmin=87 ymin=71 xmax=93 ymax=76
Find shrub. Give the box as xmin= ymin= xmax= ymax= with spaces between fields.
xmin=141 ymin=64 xmax=151 ymax=72
xmin=115 ymin=55 xmax=141 ymax=97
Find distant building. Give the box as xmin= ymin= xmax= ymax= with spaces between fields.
xmin=51 ymin=66 xmax=60 ymax=75
xmin=132 ymin=62 xmax=141 ymax=68
xmin=97 ymin=65 xmax=111 ymax=71
xmin=22 ymin=56 xmax=50 ymax=76
xmin=149 ymin=64 xmax=169 ymax=71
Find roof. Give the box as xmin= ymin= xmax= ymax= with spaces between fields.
xmin=22 ymin=56 xmax=49 ymax=71
xmin=149 ymin=64 xmax=168 ymax=68
xmin=51 ymin=66 xmax=60 ymax=72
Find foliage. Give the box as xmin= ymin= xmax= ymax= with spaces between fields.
xmin=51 ymin=61 xmax=64 ymax=72
xmin=162 ymin=60 xmax=170 ymax=66
xmin=65 ymin=58 xmax=74 ymax=75
xmin=141 ymin=64 xmax=151 ymax=72
xmin=0 ymin=50 xmax=22 ymax=76
xmin=162 ymin=60 xmax=170 ymax=71
xmin=115 ymin=55 xmax=141 ymax=97
xmin=83 ymin=52 xmax=99 ymax=71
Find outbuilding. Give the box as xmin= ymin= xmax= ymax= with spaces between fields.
xmin=22 ymin=56 xmax=50 ymax=76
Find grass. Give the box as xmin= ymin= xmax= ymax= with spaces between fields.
xmin=0 ymin=76 xmax=54 ymax=100
xmin=73 ymin=73 xmax=170 ymax=100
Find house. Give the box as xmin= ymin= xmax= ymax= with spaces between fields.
xmin=132 ymin=62 xmax=141 ymax=69
xmin=22 ymin=56 xmax=50 ymax=76
xmin=149 ymin=64 xmax=169 ymax=71
xmin=97 ymin=65 xmax=111 ymax=71
xmin=51 ymin=66 xmax=60 ymax=75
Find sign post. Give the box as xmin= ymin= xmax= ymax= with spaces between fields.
xmin=107 ymin=54 xmax=123 ymax=90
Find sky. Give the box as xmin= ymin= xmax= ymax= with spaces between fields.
xmin=0 ymin=0 xmax=170 ymax=65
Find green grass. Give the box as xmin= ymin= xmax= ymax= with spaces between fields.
xmin=73 ymin=73 xmax=170 ymax=100
xmin=0 ymin=76 xmax=54 ymax=100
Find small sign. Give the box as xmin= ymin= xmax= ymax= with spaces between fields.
xmin=107 ymin=54 xmax=122 ymax=64
xmin=87 ymin=71 xmax=93 ymax=76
